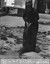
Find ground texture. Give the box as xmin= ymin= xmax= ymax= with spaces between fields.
xmin=0 ymin=10 xmax=50 ymax=59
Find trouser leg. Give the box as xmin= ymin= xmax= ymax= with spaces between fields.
xmin=23 ymin=26 xmax=31 ymax=52
xmin=29 ymin=23 xmax=38 ymax=51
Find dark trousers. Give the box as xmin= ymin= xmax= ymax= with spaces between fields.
xmin=23 ymin=21 xmax=38 ymax=53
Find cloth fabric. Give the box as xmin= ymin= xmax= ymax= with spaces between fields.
xmin=22 ymin=8 xmax=39 ymax=53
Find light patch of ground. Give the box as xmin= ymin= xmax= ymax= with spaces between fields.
xmin=21 ymin=52 xmax=43 ymax=59
xmin=0 ymin=16 xmax=25 ymax=27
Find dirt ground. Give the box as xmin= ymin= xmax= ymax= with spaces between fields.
xmin=0 ymin=12 xmax=50 ymax=59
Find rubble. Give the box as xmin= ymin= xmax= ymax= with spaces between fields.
xmin=0 ymin=25 xmax=23 ymax=55
xmin=0 ymin=25 xmax=50 ymax=58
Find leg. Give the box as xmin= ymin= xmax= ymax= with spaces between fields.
xmin=29 ymin=22 xmax=38 ymax=51
xmin=23 ymin=26 xmax=31 ymax=52
xmin=19 ymin=23 xmax=30 ymax=55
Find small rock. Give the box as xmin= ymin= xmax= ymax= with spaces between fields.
xmin=3 ymin=43 xmax=10 ymax=49
xmin=11 ymin=44 xmax=22 ymax=52
xmin=0 ymin=40 xmax=4 ymax=48
xmin=21 ymin=52 xmax=43 ymax=59
xmin=35 ymin=46 xmax=41 ymax=53
xmin=7 ymin=37 xmax=16 ymax=44
xmin=46 ymin=35 xmax=50 ymax=39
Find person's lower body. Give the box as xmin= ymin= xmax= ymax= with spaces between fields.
xmin=20 ymin=22 xmax=38 ymax=56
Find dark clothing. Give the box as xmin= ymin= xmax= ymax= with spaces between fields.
xmin=23 ymin=22 xmax=38 ymax=52
xmin=22 ymin=8 xmax=39 ymax=53
xmin=23 ymin=8 xmax=39 ymax=23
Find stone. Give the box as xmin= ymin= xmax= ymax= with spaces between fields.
xmin=0 ymin=40 xmax=4 ymax=48
xmin=7 ymin=37 xmax=16 ymax=44
xmin=46 ymin=35 xmax=50 ymax=39
xmin=21 ymin=52 xmax=43 ymax=59
xmin=3 ymin=43 xmax=10 ymax=50
xmin=11 ymin=44 xmax=22 ymax=52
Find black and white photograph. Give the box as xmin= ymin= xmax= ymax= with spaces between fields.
xmin=0 ymin=0 xmax=50 ymax=60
